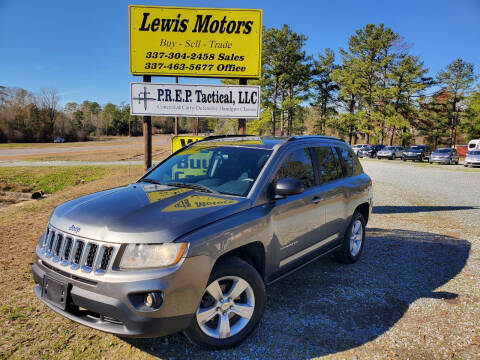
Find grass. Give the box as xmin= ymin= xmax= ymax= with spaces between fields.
xmin=0 ymin=137 xmax=136 ymax=149
xmin=0 ymin=166 xmax=142 ymax=194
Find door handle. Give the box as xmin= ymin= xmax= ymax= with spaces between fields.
xmin=311 ymin=196 xmax=324 ymax=204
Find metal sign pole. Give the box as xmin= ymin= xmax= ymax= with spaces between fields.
xmin=143 ymin=75 xmax=152 ymax=172
xmin=238 ymin=78 xmax=247 ymax=134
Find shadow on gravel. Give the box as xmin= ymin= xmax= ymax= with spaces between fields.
xmin=125 ymin=228 xmax=470 ymax=359
xmin=373 ymin=205 xmax=478 ymax=214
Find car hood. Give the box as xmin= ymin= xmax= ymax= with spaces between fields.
xmin=50 ymin=183 xmax=251 ymax=244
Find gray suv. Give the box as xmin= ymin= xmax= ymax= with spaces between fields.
xmin=32 ymin=135 xmax=373 ymax=349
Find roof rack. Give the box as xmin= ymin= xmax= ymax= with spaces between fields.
xmin=200 ymin=134 xmax=256 ymax=141
xmin=287 ymin=135 xmax=345 ymax=143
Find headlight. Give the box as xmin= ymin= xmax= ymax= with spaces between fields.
xmin=120 ymin=243 xmax=188 ymax=269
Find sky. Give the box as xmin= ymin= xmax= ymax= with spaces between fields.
xmin=1 ymin=0 xmax=479 ymax=107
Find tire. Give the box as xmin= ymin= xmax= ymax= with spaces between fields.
xmin=464 ymin=163 xmax=468 ymax=167
xmin=335 ymin=212 xmax=366 ymax=264
xmin=390 ymin=156 xmax=395 ymax=160
xmin=184 ymin=256 xmax=266 ymax=349
xmin=402 ymin=158 xmax=406 ymax=162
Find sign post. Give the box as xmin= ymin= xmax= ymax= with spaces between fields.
xmin=142 ymin=75 xmax=152 ymax=172
xmin=238 ymin=78 xmax=247 ymax=134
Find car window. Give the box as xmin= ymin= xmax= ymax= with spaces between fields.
xmin=313 ymin=147 xmax=343 ymax=182
xmin=275 ymin=148 xmax=315 ymax=188
xmin=144 ymin=145 xmax=272 ymax=197
xmin=336 ymin=146 xmax=354 ymax=177
xmin=353 ymin=152 xmax=363 ymax=176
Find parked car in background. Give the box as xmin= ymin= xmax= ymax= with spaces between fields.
xmin=352 ymin=144 xmax=368 ymax=155
xmin=53 ymin=137 xmax=66 ymax=143
xmin=377 ymin=146 xmax=404 ymax=160
xmin=358 ymin=144 xmax=385 ymax=158
xmin=429 ymin=148 xmax=459 ymax=165
xmin=467 ymin=139 xmax=480 ymax=151
xmin=464 ymin=150 xmax=480 ymax=167
xmin=402 ymin=145 xmax=431 ymax=162
xmin=32 ymin=135 xmax=373 ymax=349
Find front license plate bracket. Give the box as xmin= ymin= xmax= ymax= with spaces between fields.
xmin=42 ymin=276 xmax=68 ymax=310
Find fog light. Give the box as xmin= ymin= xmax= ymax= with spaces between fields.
xmin=144 ymin=292 xmax=163 ymax=308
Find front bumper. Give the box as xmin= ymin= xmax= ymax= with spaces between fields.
xmin=429 ymin=157 xmax=451 ymax=163
xmin=32 ymin=253 xmax=212 ymax=338
xmin=359 ymin=152 xmax=374 ymax=158
xmin=403 ymin=153 xmax=423 ymax=160
xmin=377 ymin=153 xmax=394 ymax=158
xmin=464 ymin=159 xmax=480 ymax=166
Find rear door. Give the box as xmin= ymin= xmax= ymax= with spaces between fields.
xmin=311 ymin=145 xmax=346 ymax=243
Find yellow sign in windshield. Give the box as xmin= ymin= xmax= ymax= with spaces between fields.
xmin=129 ymin=5 xmax=262 ymax=78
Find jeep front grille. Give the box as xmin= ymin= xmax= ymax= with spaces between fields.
xmin=38 ymin=225 xmax=119 ymax=276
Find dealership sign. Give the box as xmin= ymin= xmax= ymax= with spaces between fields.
xmin=130 ymin=83 xmax=260 ymax=118
xmin=129 ymin=5 xmax=262 ymax=78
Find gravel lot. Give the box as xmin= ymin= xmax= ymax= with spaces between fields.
xmin=1 ymin=160 xmax=479 ymax=359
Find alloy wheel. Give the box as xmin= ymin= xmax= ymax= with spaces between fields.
xmin=349 ymin=219 xmax=363 ymax=257
xmin=196 ymin=276 xmax=255 ymax=339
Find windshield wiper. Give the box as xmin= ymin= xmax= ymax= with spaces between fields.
xmin=166 ymin=182 xmax=218 ymax=194
xmin=140 ymin=178 xmax=162 ymax=185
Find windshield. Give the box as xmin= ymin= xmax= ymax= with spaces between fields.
xmin=141 ymin=145 xmax=272 ymax=197
xmin=363 ymin=146 xmax=373 ymax=150
xmin=407 ymin=146 xmax=423 ymax=151
xmin=468 ymin=150 xmax=480 ymax=155
xmin=433 ymin=148 xmax=451 ymax=153
xmin=384 ymin=146 xmax=395 ymax=150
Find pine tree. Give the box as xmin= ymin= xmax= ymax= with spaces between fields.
xmin=437 ymin=59 xmax=476 ymax=146
xmin=311 ymin=49 xmax=338 ymax=134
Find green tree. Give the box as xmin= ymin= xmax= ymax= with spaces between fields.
xmin=388 ymin=55 xmax=432 ymax=145
xmin=461 ymin=85 xmax=480 ymax=141
xmin=437 ymin=58 xmax=476 ymax=146
xmin=262 ymin=25 xmax=311 ymax=136
xmin=310 ymin=48 xmax=338 ymax=134
xmin=417 ymin=90 xmax=451 ymax=148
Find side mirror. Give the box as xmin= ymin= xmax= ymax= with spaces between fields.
xmin=275 ymin=178 xmax=304 ymax=198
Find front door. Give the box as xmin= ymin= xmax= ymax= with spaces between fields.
xmin=270 ymin=147 xmax=326 ymax=267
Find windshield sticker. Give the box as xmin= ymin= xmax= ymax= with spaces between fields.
xmin=162 ymin=195 xmax=238 ymax=212
xmin=145 ymin=188 xmax=191 ymax=203
xmin=172 ymin=152 xmax=213 ymax=180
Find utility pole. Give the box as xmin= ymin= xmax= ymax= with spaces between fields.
xmin=238 ymin=78 xmax=247 ymax=134
xmin=143 ymin=75 xmax=152 ymax=172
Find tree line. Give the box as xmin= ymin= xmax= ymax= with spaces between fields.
xmin=255 ymin=23 xmax=479 ymax=146
xmin=1 ymin=23 xmax=479 ymax=145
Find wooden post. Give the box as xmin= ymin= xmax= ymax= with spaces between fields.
xmin=143 ymin=75 xmax=152 ymax=173
xmin=174 ymin=76 xmax=179 ymax=135
xmin=194 ymin=117 xmax=199 ymax=135
xmin=238 ymin=78 xmax=247 ymax=134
